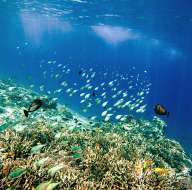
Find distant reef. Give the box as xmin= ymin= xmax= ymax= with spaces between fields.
xmin=0 ymin=79 xmax=192 ymax=190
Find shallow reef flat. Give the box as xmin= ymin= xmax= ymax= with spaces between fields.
xmin=0 ymin=79 xmax=192 ymax=190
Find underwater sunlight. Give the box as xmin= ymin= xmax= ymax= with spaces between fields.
xmin=0 ymin=0 xmax=192 ymax=189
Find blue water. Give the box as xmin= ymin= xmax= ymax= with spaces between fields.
xmin=1 ymin=1 xmax=192 ymax=153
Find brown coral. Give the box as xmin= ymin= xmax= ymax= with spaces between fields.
xmin=0 ymin=118 xmax=191 ymax=189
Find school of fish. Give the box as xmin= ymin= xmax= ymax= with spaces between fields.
xmin=28 ymin=58 xmax=152 ymax=122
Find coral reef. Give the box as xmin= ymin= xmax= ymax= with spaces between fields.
xmin=0 ymin=79 xmax=192 ymax=190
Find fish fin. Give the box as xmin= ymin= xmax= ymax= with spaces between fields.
xmin=23 ymin=110 xmax=29 ymax=117
xmin=167 ymin=112 xmax=170 ymax=117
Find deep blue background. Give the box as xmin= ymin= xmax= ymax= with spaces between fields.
xmin=0 ymin=1 xmax=192 ymax=153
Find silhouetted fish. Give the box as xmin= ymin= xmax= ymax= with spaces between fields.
xmin=24 ymin=99 xmax=43 ymax=117
xmin=92 ymin=91 xmax=96 ymax=97
xmin=154 ymin=104 xmax=169 ymax=117
xmin=78 ymin=70 xmax=83 ymax=76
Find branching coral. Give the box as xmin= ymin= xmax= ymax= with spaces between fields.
xmin=0 ymin=119 xmax=190 ymax=189
xmin=0 ymin=80 xmax=191 ymax=189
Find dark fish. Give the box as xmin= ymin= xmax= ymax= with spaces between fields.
xmin=154 ymin=104 xmax=169 ymax=117
xmin=24 ymin=99 xmax=43 ymax=117
xmin=92 ymin=91 xmax=96 ymax=97
xmin=78 ymin=70 xmax=83 ymax=76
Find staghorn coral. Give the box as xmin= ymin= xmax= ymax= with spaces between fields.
xmin=0 ymin=119 xmax=191 ymax=190
xmin=0 ymin=79 xmax=192 ymax=189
